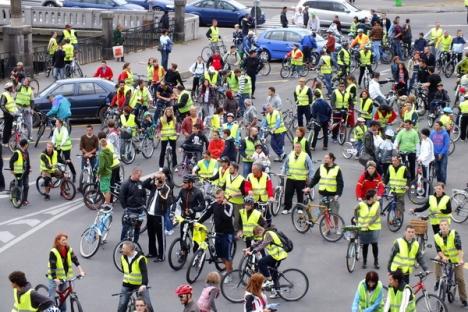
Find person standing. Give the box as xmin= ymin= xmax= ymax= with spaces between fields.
xmin=14 ymin=78 xmax=34 ymax=140
xmin=394 ymin=120 xmax=420 ymax=180
xmin=157 ymin=106 xmax=178 ymax=170
xmin=430 ymin=121 xmax=450 ymax=184
xmin=53 ymin=44 xmax=66 ymax=80
xmin=240 ymin=127 xmax=261 ymax=176
xmin=51 ymin=119 xmax=76 ymax=183
xmin=358 ymin=44 xmax=374 ymax=87
xmin=97 ymin=139 xmax=113 ymax=206
xmin=281 ymin=142 xmax=314 ymax=215
xmin=336 ymin=41 xmax=351 ymax=79
xmin=1 ymin=82 xmax=17 ymax=145
xmin=307 ymin=13 xmax=320 ymax=32
xmin=242 ymin=50 xmax=260 ymax=99
xmin=280 ymin=7 xmax=288 ymax=28
xmin=331 ymin=82 xmax=350 ymax=142
xmin=237 ymin=196 xmax=265 ymax=248
xmin=79 ymin=124 xmax=99 ymax=172
xmin=310 ymin=89 xmax=332 ymax=151
xmin=369 ymin=21 xmax=384 ymax=64
xmin=318 ymin=50 xmax=333 ymax=97
xmin=384 ymin=155 xmax=410 ymax=216
xmin=9 ymin=139 xmax=30 ymax=206
xmin=360 ymin=121 xmax=380 ymax=166
xmin=159 ymin=30 xmax=173 ymax=70
xmin=263 ymin=104 xmax=287 ymax=161
xmin=303 ymin=6 xmax=309 ymax=30
xmin=417 ymin=128 xmax=435 ymax=196
xmin=244 ymin=162 xmax=274 ymax=205
xmin=223 ymin=162 xmax=246 ymax=229
xmin=113 ymin=24 xmax=125 ymax=62
xmin=351 ymin=271 xmax=383 ymax=312
xmin=383 ymin=269 xmax=416 ymax=312
xmin=159 ymin=10 xmax=170 ymax=30
xmin=460 ymin=96 xmax=468 ymax=142
xmin=243 ymin=273 xmax=270 ymax=312
xmin=294 ymin=77 xmax=313 ymax=127
xmin=355 ymin=161 xmax=385 ymax=201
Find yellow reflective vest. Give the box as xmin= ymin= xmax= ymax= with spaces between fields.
xmin=293 ymin=137 xmax=307 ymax=152
xmin=204 ymin=71 xmax=218 ymax=85
xmin=226 ymin=71 xmax=239 ymax=93
xmin=359 ymin=49 xmax=372 ymax=65
xmin=360 ymin=98 xmax=374 ymax=120
xmin=177 ymin=90 xmax=193 ymax=114
xmin=2 ymin=91 xmax=17 ymax=114
xmin=63 ymin=43 xmax=74 ymax=62
xmin=197 ymin=158 xmax=218 ymax=179
xmin=160 ymin=117 xmax=177 ymax=141
xmin=209 ymin=26 xmax=220 ymax=42
xmin=434 ymin=230 xmax=460 ymax=263
xmin=291 ymin=49 xmax=303 ymax=66
xmin=459 ymin=99 xmax=468 ymax=113
xmin=287 ymin=151 xmax=308 ymax=181
xmin=318 ymin=164 xmax=340 ymax=193
xmin=48 ymin=37 xmax=58 ymax=56
xmin=388 ymin=285 xmax=416 ymax=312
xmin=63 ymin=29 xmax=78 ymax=45
xmin=265 ymin=110 xmax=287 ymax=134
xmin=121 ymin=254 xmax=147 ymax=285
xmin=357 ymin=280 xmax=383 ymax=312
xmin=390 ymin=238 xmax=420 ymax=273
xmin=320 ymin=55 xmax=332 ymax=74
xmin=247 ymin=172 xmax=268 ymax=202
xmin=428 ymin=195 xmax=452 ymax=225
xmin=129 ymin=87 xmax=151 ymax=109
xmin=439 ymin=35 xmax=453 ymax=52
xmin=12 ymin=288 xmax=37 ymax=312
xmin=239 ymin=209 xmax=261 ymax=238
xmin=40 ymin=150 xmax=58 ymax=173
xmin=430 ymin=28 xmax=443 ymax=47
xmin=265 ymin=230 xmax=288 ymax=261
xmin=357 ymin=201 xmax=381 ymax=231
xmin=334 ymin=89 xmax=350 ymax=109
xmin=13 ymin=150 xmax=24 ymax=174
xmin=295 ymin=85 xmax=310 ymax=106
xmin=337 ymin=48 xmax=350 ymax=66
xmin=388 ymin=166 xmax=407 ymax=194
xmin=242 ymin=138 xmax=258 ymax=162
xmin=54 ymin=127 xmax=72 ymax=151
xmin=225 ymin=173 xmax=245 ymax=205
xmin=15 ymin=86 xmax=33 ymax=107
xmin=48 ymin=247 xmax=74 ymax=279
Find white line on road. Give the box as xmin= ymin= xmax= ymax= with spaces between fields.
xmin=8 ymin=219 xmax=41 ymax=227
xmin=0 ymin=231 xmax=15 ymax=243
xmin=0 ymin=202 xmax=83 ymax=255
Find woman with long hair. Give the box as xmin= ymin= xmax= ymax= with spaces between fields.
xmin=157 ymin=106 xmax=178 ymax=169
xmin=244 ymin=273 xmax=269 ymax=312
xmin=351 ymin=270 xmax=383 ymax=312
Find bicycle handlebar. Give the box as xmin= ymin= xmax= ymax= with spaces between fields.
xmin=430 ymin=258 xmax=463 ymax=267
xmin=111 ymin=286 xmax=151 ymax=296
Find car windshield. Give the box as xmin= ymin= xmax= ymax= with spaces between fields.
xmin=227 ymin=0 xmax=246 ymax=9
xmin=346 ymin=2 xmax=359 ymax=11
xmin=40 ymin=84 xmax=57 ymax=97
xmin=114 ymin=0 xmax=127 ymax=5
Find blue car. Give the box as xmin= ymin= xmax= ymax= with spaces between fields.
xmin=127 ymin=0 xmax=173 ymax=11
xmin=63 ymin=0 xmax=145 ymax=10
xmin=256 ymin=28 xmax=331 ymax=61
xmin=33 ymin=78 xmax=116 ymax=123
xmin=185 ymin=0 xmax=265 ymax=27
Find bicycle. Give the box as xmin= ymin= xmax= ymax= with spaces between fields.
xmin=291 ymin=193 xmax=345 ymax=242
xmin=201 ymin=40 xmax=227 ymax=62
xmin=407 ymin=162 xmax=434 ymax=205
xmin=451 ymin=185 xmax=468 ymax=223
xmin=34 ymin=111 xmax=55 ymax=148
xmin=443 ymin=52 xmax=457 ymax=78
xmin=341 ymin=138 xmax=363 ymax=159
xmin=77 ymin=155 xmax=96 ymax=193
xmin=79 ymin=205 xmax=113 ymax=258
xmin=221 ymin=252 xmax=309 ymax=303
xmin=413 ymin=83 xmax=428 ymax=116
xmin=100 ymin=106 xmax=121 ymax=131
xmin=186 ymin=222 xmax=237 ymax=284
xmin=343 ymin=225 xmax=361 ymax=273
xmin=433 ymin=258 xmax=463 ymax=305
xmin=6 ymin=169 xmax=25 ymax=208
xmin=64 ymin=57 xmax=84 ymax=78
xmin=173 ymin=151 xmax=198 ymax=187
xmin=307 ymin=110 xmax=348 ymax=146
xmin=380 ymin=186 xmax=406 ymax=232
xmin=256 ymin=201 xmax=272 ymax=227
xmin=36 ymin=163 xmax=76 ymax=200
xmin=83 ymin=180 xmax=121 ymax=210
xmin=270 ymin=173 xmax=286 ymax=216
xmin=168 ymin=215 xmax=197 ymax=271
xmin=436 ymin=51 xmax=451 ymax=76
xmin=8 ymin=114 xmax=28 ymax=152
xmin=409 ymin=212 xmax=432 ymax=255
xmin=361 ymin=65 xmax=371 ymax=90
xmin=280 ymin=57 xmax=309 ymax=79
xmin=35 ymin=275 xmax=84 ymax=312
xmin=111 ymin=286 xmax=151 ymax=312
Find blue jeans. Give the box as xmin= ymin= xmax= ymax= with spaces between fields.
xmin=270 ymin=132 xmax=285 ymax=157
xmin=392 ymin=40 xmax=403 ymax=59
xmin=54 ymin=67 xmax=64 ymax=80
xmin=164 ymin=209 xmax=173 ymax=232
xmin=160 ymin=50 xmax=169 ymax=70
xmin=117 ymin=286 xmax=153 ymax=312
xmin=120 ymin=208 xmax=144 ymax=242
xmin=48 ymin=279 xmax=67 ymax=311
xmin=408 ymin=71 xmax=418 ymax=92
xmin=434 ymin=154 xmax=448 ymax=184
xmin=242 ymin=161 xmax=253 ymax=177
xmin=239 ymin=94 xmax=249 ymax=116
xmin=153 ymin=100 xmax=168 ymax=122
xmin=322 ymin=73 xmax=332 ymax=96
xmin=372 ymin=41 xmax=381 ymax=63
xmin=373 ymin=95 xmax=388 ymax=107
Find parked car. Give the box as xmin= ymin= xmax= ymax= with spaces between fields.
xmin=127 ymin=0 xmax=173 ymax=11
xmin=63 ymin=0 xmax=145 ymax=10
xmin=22 ymin=0 xmax=63 ymax=6
xmin=184 ymin=0 xmax=265 ymax=27
xmin=256 ymin=27 xmax=338 ymax=61
xmin=33 ymin=78 xmax=115 ymax=124
xmin=295 ymin=0 xmax=371 ymax=28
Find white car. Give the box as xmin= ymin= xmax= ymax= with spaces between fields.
xmin=296 ymin=0 xmax=371 ymax=28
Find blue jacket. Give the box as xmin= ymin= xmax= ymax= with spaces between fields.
xmin=242 ymin=36 xmax=256 ymax=54
xmin=311 ymin=98 xmax=332 ymax=123
xmin=413 ymin=38 xmax=427 ymax=52
xmin=300 ymin=35 xmax=317 ymax=49
xmin=430 ymin=129 xmax=449 ymax=156
xmin=351 ymin=281 xmax=383 ymax=312
xmin=47 ymin=95 xmax=71 ymax=120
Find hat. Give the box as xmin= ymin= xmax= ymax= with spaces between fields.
xmin=4 ymin=82 xmax=13 ymax=89
xmin=220 ymin=156 xmax=230 ymax=163
xmin=208 ymin=66 xmax=216 ymax=73
xmin=226 ymin=112 xmax=234 ymax=118
xmin=65 ymin=24 xmax=71 ymax=28
xmin=357 ymin=28 xmax=364 ymax=32
xmin=384 ymin=128 xmax=395 ymax=137
xmin=357 ymin=117 xmax=365 ymax=122
xmin=244 ymin=196 xmax=255 ymax=204
xmin=443 ymin=107 xmax=453 ymax=114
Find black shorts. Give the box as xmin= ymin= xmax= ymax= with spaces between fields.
xmin=215 ymin=233 xmax=234 ymax=261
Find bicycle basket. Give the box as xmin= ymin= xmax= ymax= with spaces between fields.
xmin=193 ymin=223 xmax=208 ymax=244
xmin=343 ymin=225 xmax=361 ymax=240
xmin=409 ymin=219 xmax=427 ymax=235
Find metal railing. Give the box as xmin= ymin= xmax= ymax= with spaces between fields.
xmin=122 ymin=20 xmax=174 ymax=54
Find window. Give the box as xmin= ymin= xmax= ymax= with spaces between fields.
xmin=268 ymin=31 xmax=284 ymax=41
xmin=80 ymin=0 xmax=97 ymax=3
xmin=284 ymin=31 xmax=301 ymax=43
xmin=319 ymin=1 xmax=334 ymax=11
xmin=50 ymin=84 xmax=74 ymax=97
xmin=332 ymin=2 xmax=346 ymax=12
xmin=304 ymin=1 xmax=322 ymax=10
xmin=79 ymin=82 xmax=95 ymax=95
xmin=219 ymin=1 xmax=235 ymax=10
xmin=94 ymin=83 xmax=107 ymax=94
xmin=201 ymin=0 xmax=215 ymax=8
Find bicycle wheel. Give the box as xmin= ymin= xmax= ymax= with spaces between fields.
xmin=70 ymin=295 xmax=84 ymax=312
xmin=450 ymin=124 xmax=460 ymax=142
xmin=79 ymin=226 xmax=101 ymax=258
xmin=299 ymin=66 xmax=309 ymax=77
xmin=448 ymin=139 xmax=455 ymax=156
xmin=346 ymin=241 xmax=357 ymax=273
xmin=102 ymin=215 xmax=112 ymax=242
xmin=186 ymin=249 xmax=206 ymax=284
xmin=113 ymin=241 xmax=142 ymax=272
xmin=277 ymin=268 xmax=309 ymax=301
xmin=168 ymin=237 xmax=191 ymax=271
xmin=34 ymin=123 xmax=46 ymax=148
xmin=34 ymin=284 xmax=50 ymax=297
xmin=79 ymin=169 xmax=91 ymax=193
xmin=260 ymin=62 xmax=271 ymax=76
xmin=121 ymin=141 xmax=136 ymax=164
xmin=60 ymin=180 xmax=76 ymax=200
xmin=75 ymin=63 xmax=84 ymax=78
xmin=9 ymin=134 xmax=18 ymax=152
xmin=319 ymin=213 xmax=345 ymax=242
xmin=201 ymin=47 xmax=213 ymax=62
xmin=221 ymin=269 xmax=251 ymax=303
xmin=291 ymin=204 xmax=312 ymax=233
xmin=387 ymin=205 xmax=404 ymax=232
xmin=9 ymin=183 xmax=23 ymax=208
xmin=337 ymin=124 xmax=347 ymax=145
xmin=416 ymin=97 xmax=426 ymax=116
xmin=272 ymin=187 xmax=282 ymax=216
xmin=407 ymin=178 xmax=431 ymax=205
xmin=416 ymin=233 xmax=427 ymax=255
xmin=280 ymin=67 xmax=291 ymax=79
xmin=30 ymin=79 xmax=40 ymax=96
xmin=139 ymin=209 xmax=148 ymax=234
xmin=213 ymin=239 xmax=237 ymax=271
xmin=36 ymin=176 xmax=48 ymax=196
xmin=427 ymin=115 xmax=435 ymax=128
xmin=444 ymin=62 xmax=454 ymax=78
xmin=451 ymin=192 xmax=468 ymax=223
xmin=83 ymin=188 xmax=103 ymax=210
xmin=341 ymin=142 xmax=355 ymax=159
xmin=447 ymin=284 xmax=456 ymax=303
xmin=416 ymin=293 xmax=447 ymax=312
xmin=141 ymin=138 xmax=155 ymax=159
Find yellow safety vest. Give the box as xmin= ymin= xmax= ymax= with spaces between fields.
xmin=239 ymin=209 xmax=261 ymax=238
xmin=295 ymin=85 xmax=310 ymax=106
xmin=360 ymin=98 xmax=373 ymax=120
xmin=124 ymin=70 xmax=134 ymax=87
xmin=197 ymin=159 xmax=218 ymax=179
xmin=346 ymin=83 xmax=357 ymax=105
xmin=376 ymin=110 xmax=392 ymax=126
xmin=223 ymin=123 xmax=239 ymax=140
xmin=439 ymin=114 xmax=452 ymax=128
xmin=106 ymin=143 xmax=120 ymax=168
xmin=353 ymin=125 xmax=368 ymax=141
xmin=226 ymin=71 xmax=239 ymax=92
xmin=439 ymin=35 xmax=453 ymax=52
xmin=357 ymin=280 xmax=383 ymax=312
xmin=13 ymin=150 xmax=24 ymax=174
xmin=152 ymin=66 xmax=165 ymax=83
xmin=40 ymin=151 xmax=58 ymax=173
xmin=177 ymin=90 xmax=193 ymax=114
xmin=359 ymin=50 xmax=372 ymax=65
xmin=293 ymin=137 xmax=307 ymax=152
xmin=241 ymin=75 xmax=252 ymax=96
xmin=287 ymin=152 xmax=308 ymax=181
xmin=334 ymin=89 xmax=350 ymax=109
xmin=129 ymin=87 xmax=150 ymax=109
xmin=428 ymin=195 xmax=452 ymax=225
xmin=225 ymin=174 xmax=245 ymax=205
xmin=62 ymin=43 xmax=74 ymax=61
xmin=291 ymin=49 xmax=303 ymax=66
xmin=247 ymin=172 xmax=268 ymax=202
xmin=63 ymin=29 xmax=78 ymax=45
xmin=430 ymin=28 xmax=443 ymax=46
xmin=160 ymin=118 xmax=177 ymax=141
xmin=47 ymin=247 xmax=74 ymax=280
xmin=320 ymin=55 xmax=332 ymax=74
xmin=211 ymin=114 xmax=222 ymax=133
xmin=265 ymin=230 xmax=288 ymax=261
xmin=266 ymin=110 xmax=287 ymax=134
xmin=12 ymin=289 xmax=37 ymax=312
xmin=460 ymin=99 xmax=468 ymax=113
xmin=121 ymin=254 xmax=147 ymax=285
xmin=242 ymin=139 xmax=257 ymax=162
xmin=121 ymin=114 xmax=136 ymax=129
xmin=48 ymin=37 xmax=58 ymax=56
xmin=318 ymin=164 xmax=340 ymax=193
xmin=434 ymin=230 xmax=460 ymax=263
xmin=388 ymin=285 xmax=416 ymax=312
xmin=146 ymin=64 xmax=154 ymax=82
xmin=337 ymin=48 xmax=350 ymax=66
xmin=357 ymin=201 xmax=381 ymax=231
xmin=204 ymin=71 xmax=218 ymax=85
xmin=390 ymin=238 xmax=419 ymax=273
xmin=388 ymin=166 xmax=407 ymax=194
xmin=2 ymin=91 xmax=17 ymax=113
xmin=214 ymin=166 xmax=229 ymax=187
xmin=466 ymin=0 xmax=468 ymax=6
xmin=54 ymin=127 xmax=72 ymax=151
xmin=209 ymin=26 xmax=220 ymax=42
xmin=15 ymin=86 xmax=33 ymax=107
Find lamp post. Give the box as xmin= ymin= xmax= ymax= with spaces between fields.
xmin=174 ymin=0 xmax=186 ymax=41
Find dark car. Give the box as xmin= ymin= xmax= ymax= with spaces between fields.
xmin=33 ymin=78 xmax=115 ymax=124
xmin=127 ymin=0 xmax=173 ymax=10
xmin=63 ymin=0 xmax=145 ymax=10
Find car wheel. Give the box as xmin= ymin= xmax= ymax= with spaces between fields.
xmin=43 ymin=1 xmax=57 ymax=6
xmin=98 ymin=106 xmax=107 ymax=123
xmin=259 ymin=49 xmax=271 ymax=62
xmin=152 ymin=6 xmax=163 ymax=11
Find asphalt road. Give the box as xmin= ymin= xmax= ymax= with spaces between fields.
xmin=0 ymin=10 xmax=468 ymax=312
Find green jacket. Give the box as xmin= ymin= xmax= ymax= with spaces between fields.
xmin=98 ymin=148 xmax=113 ymax=177
xmin=113 ymin=30 xmax=124 ymax=46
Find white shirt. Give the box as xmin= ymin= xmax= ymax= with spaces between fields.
xmin=308 ymin=15 xmax=320 ymax=32
xmin=417 ymin=137 xmax=435 ymax=166
xmin=383 ymin=287 xmax=411 ymax=312
xmin=160 ymin=34 xmax=170 ymax=46
xmin=51 ymin=126 xmax=70 ymax=148
xmin=293 ymin=12 xmax=304 ymax=27
xmin=369 ymin=79 xmax=385 ymax=100
xmin=190 ymin=62 xmax=205 ymax=75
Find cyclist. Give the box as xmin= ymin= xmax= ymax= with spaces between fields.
xmin=432 ymin=219 xmax=468 ymax=308
xmin=429 ymin=82 xmax=450 ymax=117
xmin=352 ymin=117 xmax=367 ymax=157
xmin=383 ymin=269 xmax=416 ymax=312
xmin=224 ymin=45 xmax=241 ymax=70
xmin=331 ymin=82 xmax=350 ymax=143
xmin=394 ymin=120 xmax=420 ymax=180
xmin=111 ymin=80 xmax=132 ymax=110
xmin=119 ymin=167 xmax=147 ymax=243
xmin=388 ymin=225 xmax=428 ymax=284
xmin=238 ymin=69 xmax=253 ymax=115
xmin=1 ymin=81 xmax=18 ymax=145
xmin=9 ymin=271 xmax=56 ymax=312
xmin=207 ymin=50 xmax=224 ymax=72
xmin=242 ymin=31 xmax=256 ymax=57
xmin=157 ymin=106 xmax=178 ymax=170
xmin=294 ymin=77 xmax=313 ymax=127
xmin=317 ymin=49 xmax=333 ymax=97
xmin=9 ymin=139 xmax=30 ymax=206
xmin=181 ymin=123 xmax=209 ymax=162
xmin=310 ymin=89 xmax=332 ymax=151
xmin=175 ymin=284 xmax=199 ymax=312
xmin=373 ymin=105 xmax=397 ymax=129
xmin=62 ymin=39 xmax=74 ymax=68
xmin=52 ymin=119 xmax=76 ymax=183
xmin=130 ymin=79 xmax=152 ymax=120
xmin=438 ymin=31 xmax=453 ymax=62
xmin=210 ymin=156 xmax=230 ymax=187
xmin=97 ymin=138 xmax=113 ymax=207
xmin=300 ymin=32 xmax=318 ymax=67
xmin=175 ymin=85 xmax=193 ymax=121
xmin=118 ymin=62 xmax=134 ymax=87
xmin=263 ymin=103 xmax=287 ymax=161
xmin=383 ymin=155 xmax=410 ymax=218
xmin=93 ymin=60 xmax=113 ymax=80
xmin=455 ymin=51 xmax=468 ymax=75
xmin=287 ymin=43 xmax=304 ymax=77
xmin=439 ymin=107 xmax=455 ymax=133
xmin=244 ymin=225 xmax=288 ymax=298
xmin=150 ymin=58 xmax=166 ymax=95
xmin=351 ymin=29 xmax=369 ymax=50
xmin=244 ymin=162 xmax=274 ymax=225
xmin=351 ymin=271 xmax=383 ymax=312
xmin=117 ymin=241 xmax=153 ymax=312
xmin=336 ymin=41 xmax=351 ymax=79
xmin=223 ymin=113 xmax=241 ymax=145
xmin=120 ymin=106 xmax=138 ymax=143
xmin=47 ymin=233 xmax=85 ymax=309
xmin=10 ymin=62 xmax=26 ymax=85
xmin=206 ymin=19 xmax=221 ymax=49
xmin=237 ymin=196 xmax=265 ymax=248
xmin=40 ymin=142 xmax=63 ymax=200
xmin=61 ymin=24 xmax=78 ymax=46
xmin=358 ymin=44 xmax=374 ymax=87
xmin=154 ymin=79 xmax=174 ymax=122
xmin=46 ymin=95 xmax=71 ymax=124
xmin=192 ymin=151 xmax=218 ymax=182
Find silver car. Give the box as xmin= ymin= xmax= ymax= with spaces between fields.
xmin=22 ymin=0 xmax=63 ymax=6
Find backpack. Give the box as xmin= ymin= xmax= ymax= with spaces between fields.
xmin=270 ymin=228 xmax=293 ymax=252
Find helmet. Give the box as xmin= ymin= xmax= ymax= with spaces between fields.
xmin=366 ymin=160 xmax=377 ymax=168
xmin=357 ymin=117 xmax=365 ymax=123
xmin=365 ymin=43 xmax=371 ymax=49
xmin=44 ymin=307 xmax=61 ymax=312
xmin=4 ymin=82 xmax=13 ymax=89
xmin=384 ymin=128 xmax=395 ymax=137
xmin=143 ymin=111 xmax=152 ymax=118
xmin=357 ymin=28 xmax=364 ymax=33
xmin=175 ymin=284 xmax=193 ymax=296
xmin=16 ymin=62 xmax=24 ymax=66
xmin=443 ymin=107 xmax=453 ymax=114
xmin=244 ymin=196 xmax=255 ymax=205
xmin=226 ymin=112 xmax=235 ymax=118
xmin=208 ymin=66 xmax=216 ymax=73
xmin=220 ymin=156 xmax=230 ymax=163
xmin=459 ymin=86 xmax=466 ymax=94
xmin=182 ymin=174 xmax=196 ymax=183
xmin=341 ymin=40 xmax=349 ymax=47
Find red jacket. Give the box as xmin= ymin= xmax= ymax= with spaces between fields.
xmin=94 ymin=66 xmax=113 ymax=80
xmin=355 ymin=171 xmax=385 ymax=200
xmin=208 ymin=138 xmax=225 ymax=159
xmin=244 ymin=174 xmax=274 ymax=198
xmin=326 ymin=36 xmax=336 ymax=53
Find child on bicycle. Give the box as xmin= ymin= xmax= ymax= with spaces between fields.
xmin=352 ymin=117 xmax=368 ymax=157
xmin=251 ymin=143 xmax=270 ymax=173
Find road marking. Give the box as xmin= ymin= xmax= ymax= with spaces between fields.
xmin=0 ymin=202 xmax=83 ymax=255
xmin=8 ymin=219 xmax=41 ymax=227
xmin=257 ymin=80 xmax=289 ymax=84
xmin=0 ymin=231 xmax=15 ymax=243
xmin=44 ymin=205 xmax=73 ymax=216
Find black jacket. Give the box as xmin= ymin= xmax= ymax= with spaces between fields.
xmin=309 ymin=164 xmax=344 ymax=196
xmin=159 ymin=12 xmax=170 ymax=30
xmin=198 ymin=201 xmax=235 ymax=234
xmin=14 ymin=284 xmax=55 ymax=310
xmin=174 ymin=187 xmax=205 ymax=219
xmin=143 ymin=177 xmax=171 ymax=216
xmin=221 ymin=137 xmax=237 ymax=162
xmin=164 ymin=69 xmax=184 ymax=88
xmin=280 ymin=12 xmax=288 ymax=28
xmin=242 ymin=56 xmax=261 ymax=76
xmin=363 ymin=130 xmax=376 ymax=160
xmin=9 ymin=148 xmax=30 ymax=175
xmin=119 ymin=177 xmax=147 ymax=209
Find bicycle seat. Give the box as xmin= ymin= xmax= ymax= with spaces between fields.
xmin=320 ymin=197 xmax=331 ymax=205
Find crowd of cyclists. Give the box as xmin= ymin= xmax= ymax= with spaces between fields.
xmin=2 ymin=7 xmax=468 ymax=312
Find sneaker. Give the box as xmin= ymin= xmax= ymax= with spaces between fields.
xmin=362 ymin=263 xmax=367 ymax=269
xmin=281 ymin=209 xmax=289 ymax=215
xmin=374 ymin=262 xmax=380 ymax=269
xmin=332 ymin=139 xmax=338 ymax=144
xmin=153 ymin=257 xmax=164 ymax=263
xmin=323 ymin=146 xmax=328 ymax=150
xmin=461 ymin=301 xmax=468 ymax=309
xmin=166 ymin=230 xmax=174 ymax=236
xmin=269 ymin=289 xmax=280 ymax=299
xmin=336 ymin=229 xmax=342 ymax=236
xmin=44 ymin=194 xmax=50 ymax=200
xmin=22 ymin=201 xmax=29 ymax=206
xmin=262 ymin=280 xmax=274 ymax=288
xmin=224 ymin=275 xmax=233 ymax=284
